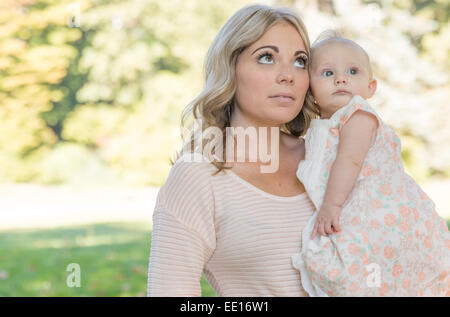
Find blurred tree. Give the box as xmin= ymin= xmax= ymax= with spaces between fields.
xmin=1 ymin=0 xmax=448 ymax=186
xmin=287 ymin=0 xmax=450 ymax=181
xmin=0 ymin=0 xmax=251 ymax=185
xmin=61 ymin=0 xmax=250 ymax=185
xmin=0 ymin=0 xmax=90 ymax=183
xmin=365 ymin=0 xmax=449 ymax=70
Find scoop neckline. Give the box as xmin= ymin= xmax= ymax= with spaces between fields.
xmin=226 ymin=169 xmax=308 ymax=202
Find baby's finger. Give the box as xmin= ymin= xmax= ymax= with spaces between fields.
xmin=318 ymin=221 xmax=326 ymax=237
xmin=310 ymin=221 xmax=318 ymax=240
xmin=310 ymin=228 xmax=316 ymax=240
xmin=324 ymin=221 xmax=333 ymax=235
xmin=332 ymin=219 xmax=341 ymax=232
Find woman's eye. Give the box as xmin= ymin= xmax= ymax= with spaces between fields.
xmin=295 ymin=56 xmax=307 ymax=69
xmin=258 ymin=53 xmax=273 ymax=64
xmin=322 ymin=70 xmax=333 ymax=77
xmin=258 ymin=52 xmax=308 ymax=68
xmin=347 ymin=68 xmax=357 ymax=75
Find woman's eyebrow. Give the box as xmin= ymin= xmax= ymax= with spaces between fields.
xmin=251 ymin=45 xmax=307 ymax=57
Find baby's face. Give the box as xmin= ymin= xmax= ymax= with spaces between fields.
xmin=310 ymin=42 xmax=376 ymax=119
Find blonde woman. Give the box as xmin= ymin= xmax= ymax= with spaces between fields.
xmin=147 ymin=4 xmax=319 ymax=296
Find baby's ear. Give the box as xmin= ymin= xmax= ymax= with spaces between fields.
xmin=368 ymin=79 xmax=377 ymax=98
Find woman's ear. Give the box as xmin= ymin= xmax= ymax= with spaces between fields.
xmin=368 ymin=79 xmax=377 ymax=98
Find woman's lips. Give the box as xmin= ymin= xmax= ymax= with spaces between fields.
xmin=269 ymin=96 xmax=295 ymax=102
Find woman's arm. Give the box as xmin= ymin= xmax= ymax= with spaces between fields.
xmin=148 ymin=208 xmax=215 ymax=296
xmin=311 ymin=110 xmax=378 ymax=238
xmin=147 ymin=158 xmax=217 ymax=296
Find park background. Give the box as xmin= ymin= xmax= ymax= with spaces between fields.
xmin=0 ymin=0 xmax=448 ymax=296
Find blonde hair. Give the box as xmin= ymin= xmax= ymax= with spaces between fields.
xmin=172 ymin=4 xmax=319 ymax=174
xmin=309 ymin=29 xmax=373 ymax=79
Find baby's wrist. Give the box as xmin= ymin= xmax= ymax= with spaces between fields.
xmin=322 ymin=200 xmax=342 ymax=209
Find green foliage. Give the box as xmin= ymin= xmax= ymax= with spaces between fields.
xmin=0 ymin=0 xmax=251 ymax=186
xmin=69 ymin=0 xmax=248 ymax=186
xmin=0 ymin=0 xmax=89 ymax=183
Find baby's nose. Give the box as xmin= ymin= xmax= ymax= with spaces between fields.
xmin=335 ymin=76 xmax=347 ymax=84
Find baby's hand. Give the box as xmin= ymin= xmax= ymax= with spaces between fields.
xmin=310 ymin=201 xmax=342 ymax=239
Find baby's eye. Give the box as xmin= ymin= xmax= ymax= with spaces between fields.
xmin=347 ymin=68 xmax=357 ymax=75
xmin=322 ymin=70 xmax=333 ymax=77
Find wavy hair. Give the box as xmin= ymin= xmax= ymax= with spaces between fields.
xmin=172 ymin=4 xmax=319 ymax=174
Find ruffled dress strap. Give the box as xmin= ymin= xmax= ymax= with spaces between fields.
xmin=330 ymin=95 xmax=383 ymax=136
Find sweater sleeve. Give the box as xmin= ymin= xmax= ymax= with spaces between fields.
xmin=147 ymin=155 xmax=217 ymax=297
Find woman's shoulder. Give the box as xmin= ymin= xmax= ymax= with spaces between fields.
xmin=170 ymin=152 xmax=219 ymax=179
xmin=161 ymin=152 xmax=217 ymax=194
xmin=156 ymin=152 xmax=217 ymax=221
xmin=160 ymin=152 xmax=217 ymax=193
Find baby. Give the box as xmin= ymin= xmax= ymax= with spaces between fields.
xmin=291 ymin=30 xmax=450 ymax=296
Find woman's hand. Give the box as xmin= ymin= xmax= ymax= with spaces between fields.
xmin=310 ymin=201 xmax=342 ymax=239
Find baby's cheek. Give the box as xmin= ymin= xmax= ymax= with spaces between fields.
xmin=309 ymin=78 xmax=321 ymax=94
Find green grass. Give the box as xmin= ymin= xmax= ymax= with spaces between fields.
xmin=0 ymin=222 xmax=217 ymax=297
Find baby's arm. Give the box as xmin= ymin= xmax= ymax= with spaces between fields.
xmin=311 ymin=110 xmax=378 ymax=239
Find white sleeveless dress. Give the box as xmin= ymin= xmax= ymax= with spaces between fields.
xmin=291 ymin=95 xmax=450 ymax=296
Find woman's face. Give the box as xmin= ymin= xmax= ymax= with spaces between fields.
xmin=233 ymin=21 xmax=309 ymax=127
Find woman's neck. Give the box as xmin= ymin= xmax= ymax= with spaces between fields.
xmin=227 ymin=115 xmax=282 ymax=173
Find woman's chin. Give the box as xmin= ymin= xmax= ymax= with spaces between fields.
xmin=271 ymin=109 xmax=302 ymax=125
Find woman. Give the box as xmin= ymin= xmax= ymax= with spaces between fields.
xmin=147 ymin=4 xmax=320 ymax=297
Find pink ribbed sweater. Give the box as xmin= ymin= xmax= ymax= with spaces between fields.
xmin=147 ymin=153 xmax=315 ymax=297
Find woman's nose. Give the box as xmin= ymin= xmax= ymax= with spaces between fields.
xmin=277 ymin=70 xmax=294 ymax=84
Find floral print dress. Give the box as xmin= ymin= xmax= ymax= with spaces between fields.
xmin=291 ymin=95 xmax=450 ymax=296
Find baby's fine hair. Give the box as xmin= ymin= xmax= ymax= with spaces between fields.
xmin=309 ymin=29 xmax=373 ymax=79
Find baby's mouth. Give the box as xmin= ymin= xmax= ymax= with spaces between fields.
xmin=333 ymin=89 xmax=351 ymax=95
